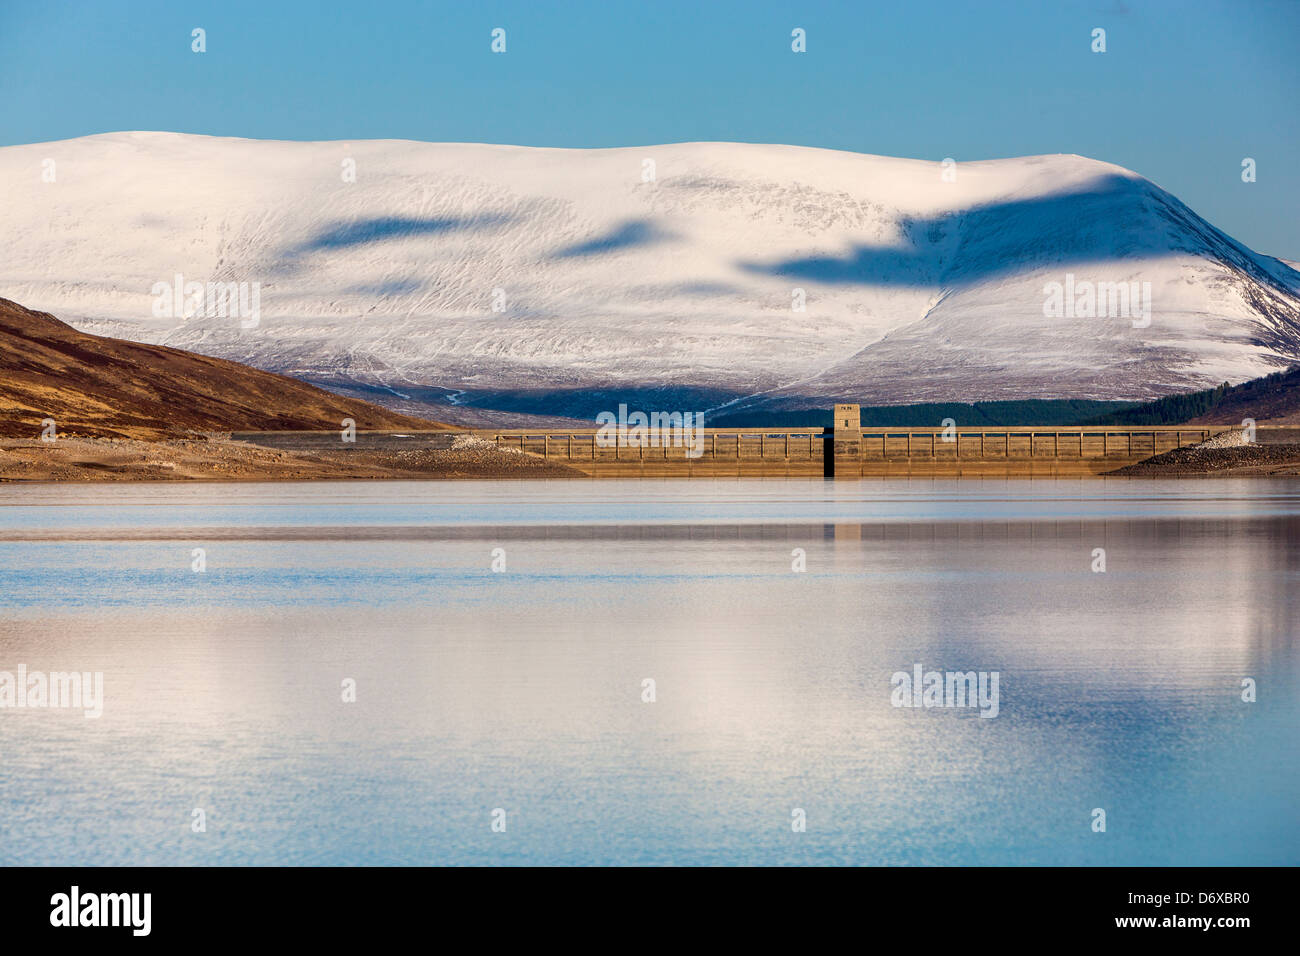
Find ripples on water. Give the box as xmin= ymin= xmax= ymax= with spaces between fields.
xmin=0 ymin=479 xmax=1296 ymax=865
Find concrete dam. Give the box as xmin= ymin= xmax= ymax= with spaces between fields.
xmin=470 ymin=406 xmax=1237 ymax=477
xmin=236 ymin=406 xmax=1245 ymax=477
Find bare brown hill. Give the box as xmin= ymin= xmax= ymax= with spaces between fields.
xmin=0 ymin=297 xmax=450 ymax=439
xmin=1081 ymin=364 xmax=1300 ymax=427
xmin=1184 ymin=366 xmax=1300 ymax=425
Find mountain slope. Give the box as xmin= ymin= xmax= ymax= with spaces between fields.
xmin=1184 ymin=365 xmax=1300 ymax=425
xmin=3 ymin=132 xmax=1299 ymax=422
xmin=0 ymin=297 xmax=448 ymax=438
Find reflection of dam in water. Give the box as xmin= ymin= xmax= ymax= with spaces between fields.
xmin=3 ymin=480 xmax=1297 ymax=865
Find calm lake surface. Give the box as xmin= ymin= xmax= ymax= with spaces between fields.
xmin=1 ymin=478 xmax=1297 ymax=866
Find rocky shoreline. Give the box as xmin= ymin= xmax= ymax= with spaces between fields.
xmin=1107 ymin=442 xmax=1300 ymax=477
xmin=0 ymin=436 xmax=583 ymax=482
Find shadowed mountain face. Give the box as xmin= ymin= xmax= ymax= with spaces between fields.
xmin=0 ymin=298 xmax=448 ymax=439
xmin=3 ymin=133 xmax=1300 ymax=424
xmin=742 ymin=174 xmax=1299 ymax=292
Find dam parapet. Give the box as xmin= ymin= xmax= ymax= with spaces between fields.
xmin=471 ymin=406 xmax=1242 ymax=477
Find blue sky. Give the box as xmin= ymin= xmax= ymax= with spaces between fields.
xmin=2 ymin=0 xmax=1297 ymax=257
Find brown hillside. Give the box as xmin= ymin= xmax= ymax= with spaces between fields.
xmin=0 ymin=297 xmax=450 ymax=438
xmin=1185 ymin=366 xmax=1300 ymax=425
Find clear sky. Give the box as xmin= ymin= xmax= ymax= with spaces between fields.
xmin=3 ymin=0 xmax=1297 ymax=258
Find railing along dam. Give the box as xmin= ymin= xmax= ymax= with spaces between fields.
xmin=475 ymin=423 xmax=1238 ymax=477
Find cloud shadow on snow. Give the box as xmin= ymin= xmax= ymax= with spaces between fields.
xmin=271 ymin=213 xmax=515 ymax=276
xmin=736 ymin=174 xmax=1240 ymax=288
xmin=296 ymin=214 xmax=512 ymax=252
xmin=550 ymin=219 xmax=674 ymax=259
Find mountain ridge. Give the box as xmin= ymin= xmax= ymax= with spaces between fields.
xmin=4 ymin=132 xmax=1298 ymax=423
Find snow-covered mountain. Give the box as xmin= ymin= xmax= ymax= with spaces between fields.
xmin=4 ymin=131 xmax=1299 ymax=422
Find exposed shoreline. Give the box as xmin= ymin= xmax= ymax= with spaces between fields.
xmin=6 ymin=435 xmax=1300 ymax=482
xmin=1105 ymin=443 xmax=1300 ymax=477
xmin=0 ymin=436 xmax=584 ymax=482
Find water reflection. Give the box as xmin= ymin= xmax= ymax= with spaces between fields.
xmin=0 ymin=480 xmax=1296 ymax=865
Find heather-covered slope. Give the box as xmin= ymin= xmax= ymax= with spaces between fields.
xmin=1185 ymin=366 xmax=1300 ymax=425
xmin=1081 ymin=364 xmax=1300 ymax=426
xmin=0 ymin=297 xmax=448 ymax=438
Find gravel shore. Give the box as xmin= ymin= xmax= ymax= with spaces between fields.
xmin=1107 ymin=442 xmax=1300 ymax=477
xmin=0 ymin=436 xmax=584 ymax=482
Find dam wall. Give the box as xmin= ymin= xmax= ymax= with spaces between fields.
xmin=475 ymin=422 xmax=1239 ymax=477
xmin=235 ymin=408 xmax=1254 ymax=478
